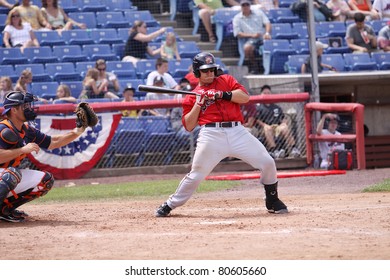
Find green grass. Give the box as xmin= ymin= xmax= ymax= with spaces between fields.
xmin=363 ymin=178 xmax=390 ymax=193
xmin=35 ymin=179 xmax=239 ymax=203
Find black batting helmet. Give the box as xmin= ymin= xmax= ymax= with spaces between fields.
xmin=192 ymin=52 xmax=219 ymax=78
xmin=2 ymin=91 xmax=38 ymax=120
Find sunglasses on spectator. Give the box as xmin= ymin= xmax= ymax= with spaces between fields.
xmin=11 ymin=14 xmax=20 ymax=18
xmin=98 ymin=68 xmax=106 ymax=71
xmin=200 ymin=68 xmax=216 ymax=73
xmin=241 ymin=3 xmax=250 ymax=6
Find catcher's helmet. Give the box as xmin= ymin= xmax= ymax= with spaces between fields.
xmin=2 ymin=91 xmax=38 ymax=120
xmin=192 ymin=52 xmax=219 ymax=78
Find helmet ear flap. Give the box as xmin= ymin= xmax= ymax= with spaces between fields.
xmin=194 ymin=69 xmax=200 ymax=78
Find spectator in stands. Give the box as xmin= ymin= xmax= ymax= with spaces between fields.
xmin=0 ymin=76 xmax=13 ymax=103
xmin=160 ymin=32 xmax=181 ymax=61
xmin=146 ymin=58 xmax=180 ymax=90
xmin=53 ymin=84 xmax=77 ymax=104
xmin=140 ymin=75 xmax=172 ymax=117
xmin=41 ymin=0 xmax=86 ymax=35
xmin=0 ymin=0 xmax=18 ymax=9
xmin=255 ymin=85 xmax=301 ymax=158
xmin=291 ymin=0 xmax=330 ymax=22
xmin=316 ymin=113 xmax=345 ymax=169
xmin=122 ymin=20 xmax=167 ymax=66
xmin=348 ymin=0 xmax=380 ymax=20
xmin=14 ymin=0 xmax=52 ymax=30
xmin=301 ymin=41 xmax=337 ymax=73
xmin=253 ymin=0 xmax=278 ymax=11
xmin=377 ymin=21 xmax=390 ymax=51
xmin=233 ymin=0 xmax=272 ymax=74
xmin=3 ymin=8 xmax=40 ymax=53
xmin=346 ymin=12 xmax=378 ymax=53
xmin=121 ymin=87 xmax=139 ymax=117
xmin=80 ymin=68 xmax=120 ymax=100
xmin=95 ymin=59 xmax=120 ymax=97
xmin=372 ymin=0 xmax=390 ymax=20
xmin=14 ymin=69 xmax=32 ymax=93
xmin=326 ymin=0 xmax=355 ymax=22
xmin=195 ymin=0 xmax=240 ymax=43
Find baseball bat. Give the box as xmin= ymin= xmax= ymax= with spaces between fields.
xmin=138 ymin=85 xmax=198 ymax=96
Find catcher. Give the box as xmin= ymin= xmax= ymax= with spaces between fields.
xmin=0 ymin=91 xmax=98 ymax=222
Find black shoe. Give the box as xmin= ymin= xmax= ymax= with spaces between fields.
xmin=265 ymin=197 xmax=288 ymax=214
xmin=0 ymin=214 xmax=25 ymax=223
xmin=12 ymin=209 xmax=29 ymax=218
xmin=155 ymin=202 xmax=172 ymax=217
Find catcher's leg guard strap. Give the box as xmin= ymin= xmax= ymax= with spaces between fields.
xmin=0 ymin=167 xmax=22 ymax=206
xmin=36 ymin=171 xmax=54 ymax=197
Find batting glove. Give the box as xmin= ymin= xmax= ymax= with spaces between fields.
xmin=205 ymin=90 xmax=232 ymax=101
xmin=196 ymin=92 xmax=206 ymax=107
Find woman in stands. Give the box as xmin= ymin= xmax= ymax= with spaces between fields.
xmin=348 ymin=0 xmax=380 ymax=20
xmin=0 ymin=77 xmax=13 ymax=104
xmin=3 ymin=8 xmax=40 ymax=53
xmin=95 ymin=59 xmax=120 ymax=97
xmin=122 ymin=20 xmax=166 ymax=66
xmin=53 ymin=84 xmax=77 ymax=104
xmin=80 ymin=68 xmax=119 ymax=100
xmin=41 ymin=0 xmax=86 ymax=35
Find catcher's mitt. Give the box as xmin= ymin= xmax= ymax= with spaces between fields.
xmin=75 ymin=102 xmax=98 ymax=128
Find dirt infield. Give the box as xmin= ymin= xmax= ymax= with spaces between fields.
xmin=1 ymin=168 xmax=390 ymax=260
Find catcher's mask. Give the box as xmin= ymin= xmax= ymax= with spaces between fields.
xmin=193 ymin=52 xmax=219 ymax=78
xmin=2 ymin=91 xmax=38 ymax=121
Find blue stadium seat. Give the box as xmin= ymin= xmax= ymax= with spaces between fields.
xmin=371 ymin=52 xmax=390 ymax=70
xmin=31 ymin=82 xmax=59 ymax=98
xmin=370 ymin=20 xmax=388 ymax=34
xmin=177 ymin=41 xmax=201 ymax=59
xmin=279 ymin=0 xmax=296 ymax=8
xmin=90 ymin=28 xmax=124 ymax=45
xmin=78 ymin=0 xmax=108 ymax=12
xmin=96 ymin=11 xmax=130 ymax=29
xmin=318 ymin=22 xmax=346 ymax=38
xmin=34 ymin=30 xmax=66 ymax=46
xmin=45 ymin=62 xmax=82 ymax=82
xmin=106 ymin=61 xmax=137 ymax=79
xmin=290 ymin=39 xmax=309 ymax=54
xmin=75 ymin=61 xmax=95 ymax=77
xmin=0 ymin=65 xmax=18 ymax=82
xmin=0 ymin=48 xmax=29 ymax=65
xmin=68 ymin=12 xmax=97 ymax=29
xmin=135 ymin=59 xmax=156 ymax=79
xmin=24 ymin=46 xmax=58 ymax=64
xmin=292 ymin=22 xmax=308 ymax=39
xmin=286 ymin=54 xmax=308 ymax=73
xmin=61 ymin=0 xmax=80 ymax=13
xmin=168 ymin=58 xmax=193 ymax=78
xmin=112 ymin=43 xmax=126 ymax=60
xmin=268 ymin=8 xmax=300 ymax=24
xmin=271 ymin=23 xmax=299 ymax=40
xmin=61 ymin=81 xmax=84 ymax=98
xmin=212 ymin=8 xmax=240 ymax=51
xmin=61 ymin=30 xmax=95 ymax=46
xmin=117 ymin=28 xmax=130 ymax=42
xmin=106 ymin=0 xmax=135 ymax=11
xmin=0 ymin=14 xmax=7 ymax=32
xmin=318 ymin=37 xmax=351 ymax=54
xmin=52 ymin=45 xmax=89 ymax=62
xmin=15 ymin=64 xmax=52 ymax=82
xmin=124 ymin=10 xmax=160 ymax=27
xmin=343 ymin=53 xmax=378 ymax=71
xmin=118 ymin=79 xmax=145 ymax=97
xmin=145 ymin=42 xmax=161 ymax=59
xmin=263 ymin=39 xmax=297 ymax=74
xmin=322 ymin=54 xmax=346 ymax=72
xmin=82 ymin=44 xmax=118 ymax=61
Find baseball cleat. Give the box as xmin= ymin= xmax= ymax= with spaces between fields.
xmin=0 ymin=213 xmax=25 ymax=223
xmin=266 ymin=198 xmax=288 ymax=214
xmin=155 ymin=202 xmax=172 ymax=217
xmin=12 ymin=209 xmax=29 ymax=218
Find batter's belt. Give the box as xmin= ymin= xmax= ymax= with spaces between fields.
xmin=205 ymin=122 xmax=241 ymax=128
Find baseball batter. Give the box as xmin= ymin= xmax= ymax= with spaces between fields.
xmin=155 ymin=52 xmax=288 ymax=217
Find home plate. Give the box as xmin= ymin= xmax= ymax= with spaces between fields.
xmin=206 ymin=170 xmax=347 ymax=180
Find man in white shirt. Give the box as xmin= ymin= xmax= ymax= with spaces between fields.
xmin=372 ymin=0 xmax=390 ymax=19
xmin=146 ymin=58 xmax=180 ymax=90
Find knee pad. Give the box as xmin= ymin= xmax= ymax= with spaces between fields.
xmin=1 ymin=167 xmax=22 ymax=191
xmin=37 ymin=171 xmax=54 ymax=196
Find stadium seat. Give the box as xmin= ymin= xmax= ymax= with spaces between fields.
xmin=279 ymin=0 xmax=296 ymax=8
xmin=96 ymin=11 xmax=130 ymax=29
xmin=0 ymin=65 xmax=18 ymax=83
xmin=68 ymin=12 xmax=97 ymax=29
xmin=0 ymin=48 xmax=29 ymax=65
xmin=0 ymin=14 xmax=7 ymax=32
xmin=317 ymin=22 xmax=346 ymax=38
xmin=82 ymin=44 xmax=118 ymax=61
xmin=343 ymin=53 xmax=378 ymax=71
xmin=34 ymin=30 xmax=66 ymax=46
xmin=124 ymin=10 xmax=160 ymax=27
xmin=290 ymin=39 xmax=310 ymax=54
xmin=60 ymin=0 xmax=80 ymax=13
xmin=271 ymin=23 xmax=299 ymax=40
xmin=212 ymin=8 xmax=240 ymax=51
xmin=118 ymin=79 xmax=145 ymax=97
xmin=286 ymin=54 xmax=309 ymax=73
xmin=168 ymin=58 xmax=193 ymax=78
xmin=135 ymin=59 xmax=156 ymax=79
xmin=177 ymin=41 xmax=201 ymax=59
xmin=61 ymin=81 xmax=84 ymax=98
xmin=15 ymin=64 xmax=52 ymax=82
xmin=90 ymin=28 xmax=124 ymax=45
xmin=78 ymin=0 xmax=108 ymax=12
xmin=61 ymin=30 xmax=95 ymax=46
xmin=52 ymin=45 xmax=89 ymax=63
xmin=31 ymin=82 xmax=59 ymax=98
xmin=112 ymin=43 xmax=126 ymax=60
xmin=371 ymin=52 xmax=390 ymax=70
xmin=75 ymin=61 xmax=95 ymax=77
xmin=369 ymin=20 xmax=388 ymax=35
xmin=24 ymin=46 xmax=59 ymax=64
xmin=268 ymin=8 xmax=300 ymax=24
xmin=263 ymin=39 xmax=297 ymax=74
xmin=106 ymin=61 xmax=137 ymax=79
xmin=319 ymin=37 xmax=351 ymax=55
xmin=106 ymin=0 xmax=136 ymax=11
xmin=45 ymin=62 xmax=82 ymax=82
xmin=292 ymin=22 xmax=308 ymax=39
xmin=322 ymin=54 xmax=346 ymax=72
xmin=145 ymin=42 xmax=161 ymax=59
xmin=117 ymin=28 xmax=130 ymax=42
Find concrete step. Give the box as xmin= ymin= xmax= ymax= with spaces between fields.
xmin=179 ymin=34 xmax=201 ymax=42
xmin=221 ymin=57 xmax=240 ymax=66
xmin=174 ymin=28 xmax=195 ymax=36
xmin=197 ymin=42 xmax=217 ymax=51
xmin=159 ymin=20 xmax=177 ymax=28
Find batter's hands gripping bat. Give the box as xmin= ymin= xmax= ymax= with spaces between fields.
xmin=137 ymin=85 xmax=198 ymax=96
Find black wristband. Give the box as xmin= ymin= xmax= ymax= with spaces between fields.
xmin=221 ymin=91 xmax=232 ymax=101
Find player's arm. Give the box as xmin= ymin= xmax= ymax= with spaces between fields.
xmin=0 ymin=144 xmax=40 ymax=164
xmin=48 ymin=128 xmax=85 ymax=150
xmin=183 ymin=102 xmax=202 ymax=132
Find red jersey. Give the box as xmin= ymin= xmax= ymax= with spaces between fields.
xmin=182 ymin=74 xmax=248 ymax=128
